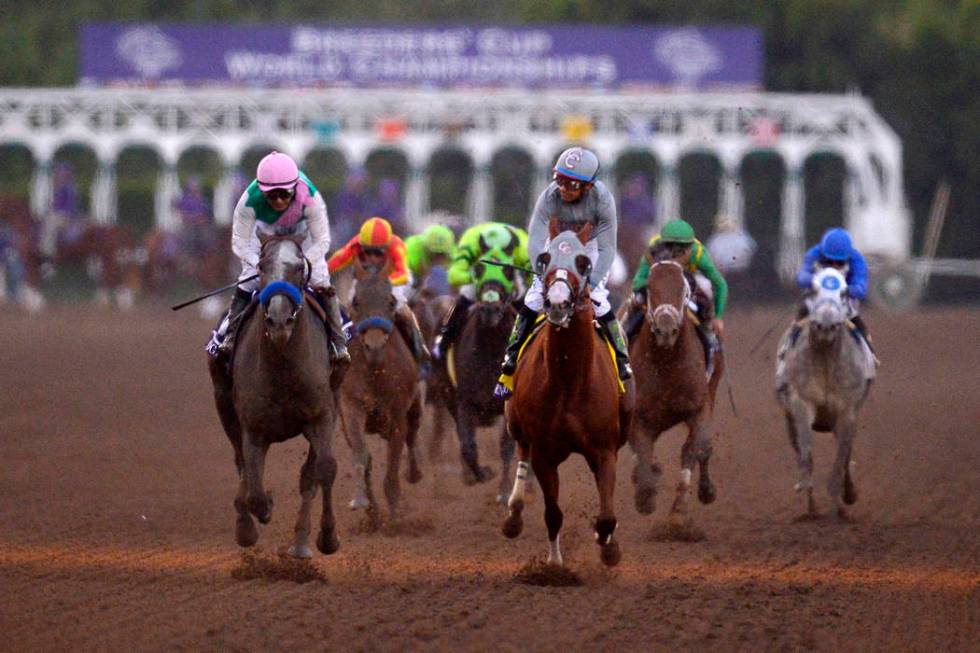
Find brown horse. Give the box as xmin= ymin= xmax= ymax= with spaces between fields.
xmin=339 ymin=260 xmax=423 ymax=527
xmin=208 ymin=233 xmax=341 ymax=558
xmin=501 ymin=221 xmax=634 ymax=567
xmin=628 ymin=256 xmax=724 ymax=527
xmin=409 ymin=290 xmax=456 ymax=465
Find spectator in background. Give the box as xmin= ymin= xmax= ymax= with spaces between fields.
xmin=617 ymin=172 xmax=657 ymax=270
xmin=43 ymin=162 xmax=83 ymax=256
xmin=174 ymin=176 xmax=214 ymax=256
xmin=367 ymin=177 xmax=405 ymax=235
xmin=331 ymin=167 xmax=369 ymax=243
xmin=706 ymin=214 xmax=757 ymax=299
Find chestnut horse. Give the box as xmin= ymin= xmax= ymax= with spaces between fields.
xmin=628 ymin=256 xmax=724 ymax=527
xmin=339 ymin=260 xmax=423 ymax=528
xmin=208 ymin=234 xmax=341 ymax=558
xmin=501 ymin=221 xmax=634 ymax=567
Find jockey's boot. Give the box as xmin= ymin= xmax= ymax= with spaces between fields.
xmin=623 ymin=301 xmax=645 ymax=342
xmin=432 ymin=294 xmax=474 ymax=361
xmin=695 ymin=320 xmax=720 ymax=378
xmin=206 ymin=287 xmax=252 ymax=359
xmin=313 ymin=286 xmax=351 ymax=366
xmin=598 ymin=312 xmax=633 ymax=381
xmin=395 ymin=305 xmax=432 ymax=378
xmin=494 ymin=304 xmax=539 ymax=399
xmin=850 ymin=314 xmax=879 ymax=366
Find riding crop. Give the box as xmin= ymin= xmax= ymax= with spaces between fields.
xmin=170 ymin=273 xmax=260 ymax=311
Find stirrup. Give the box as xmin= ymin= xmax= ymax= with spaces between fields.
xmin=205 ymin=330 xmax=224 ymax=358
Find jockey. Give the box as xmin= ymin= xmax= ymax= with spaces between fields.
xmin=623 ymin=219 xmax=728 ymax=367
xmin=432 ymin=221 xmax=529 ymax=361
xmin=494 ymin=146 xmax=632 ymax=399
xmin=404 ymin=223 xmax=457 ymax=284
xmin=205 ymin=151 xmax=349 ymax=364
xmin=328 ymin=216 xmax=432 ymax=373
xmin=791 ymin=227 xmax=872 ymax=345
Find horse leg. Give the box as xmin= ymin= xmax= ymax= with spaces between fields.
xmin=242 ymin=433 xmax=273 ymax=524
xmin=628 ymin=428 xmax=661 ymax=515
xmin=342 ymin=403 xmax=374 ymax=514
xmin=456 ymin=409 xmax=493 ymax=485
xmin=233 ymin=474 xmax=258 ymax=548
xmin=497 ymin=422 xmax=515 ymax=504
xmin=786 ymin=398 xmax=818 ymax=517
xmin=307 ymin=415 xmax=340 ymax=555
xmin=668 ymin=427 xmax=697 ymax=525
xmin=691 ymin=411 xmax=717 ymax=505
xmin=532 ymin=457 xmax=564 ymax=566
xmin=501 ymin=441 xmax=530 ymax=539
xmin=830 ymin=413 xmax=858 ymax=520
xmin=591 ymin=452 xmax=622 ymax=567
xmin=405 ymin=396 xmax=424 ymax=484
xmin=287 ymin=446 xmax=318 ymax=559
xmin=384 ymin=423 xmax=407 ymax=521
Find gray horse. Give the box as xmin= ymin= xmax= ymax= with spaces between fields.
xmin=209 ymin=234 xmax=341 ymax=558
xmin=775 ymin=267 xmax=875 ymax=520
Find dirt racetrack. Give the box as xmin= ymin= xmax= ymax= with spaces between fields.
xmin=1 ymin=303 xmax=977 ymax=652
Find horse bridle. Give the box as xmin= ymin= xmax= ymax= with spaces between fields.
xmin=646 ymin=260 xmax=691 ymax=326
xmin=257 ymin=237 xmax=312 ymax=321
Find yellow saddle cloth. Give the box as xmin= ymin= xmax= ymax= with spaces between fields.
xmin=497 ymin=316 xmax=625 ymax=395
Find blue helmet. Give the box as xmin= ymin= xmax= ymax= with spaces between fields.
xmin=819 ymin=228 xmax=853 ymax=262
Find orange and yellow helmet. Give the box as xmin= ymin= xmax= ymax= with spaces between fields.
xmin=358 ymin=217 xmax=393 ymax=248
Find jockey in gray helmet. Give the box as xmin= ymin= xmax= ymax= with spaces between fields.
xmin=494 ymin=146 xmax=632 ymax=399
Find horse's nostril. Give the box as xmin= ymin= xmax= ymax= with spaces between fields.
xmin=264 ymin=316 xmax=274 ymax=327
xmin=286 ymin=315 xmax=295 ymax=325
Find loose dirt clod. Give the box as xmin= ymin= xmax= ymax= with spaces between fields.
xmin=513 ymin=558 xmax=584 ymax=587
xmin=650 ymin=520 xmax=707 ymax=543
xmin=230 ymin=550 xmax=327 ymax=584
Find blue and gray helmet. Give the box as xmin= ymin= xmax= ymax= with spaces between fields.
xmin=554 ymin=147 xmax=599 ymax=183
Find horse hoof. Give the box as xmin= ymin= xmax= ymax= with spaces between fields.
xmin=495 ymin=493 xmax=509 ymax=505
xmin=406 ymin=468 xmax=424 ymax=485
xmin=317 ymin=529 xmax=340 ymax=555
xmin=501 ymin=514 xmax=523 ymax=539
xmin=634 ymin=486 xmax=656 ymax=515
xmin=287 ymin=544 xmax=313 ymax=559
xmin=235 ymin=517 xmax=258 ymax=548
xmin=600 ymin=540 xmax=622 ymax=567
xmin=843 ymin=479 xmax=858 ymax=505
xmin=247 ymin=493 xmax=273 ymax=524
xmin=348 ymin=496 xmax=370 ymax=510
xmin=698 ymin=479 xmax=717 ymax=505
xmin=836 ymin=506 xmax=854 ymax=523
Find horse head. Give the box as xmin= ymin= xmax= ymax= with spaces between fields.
xmin=471 ymin=254 xmax=516 ymax=330
xmin=807 ymin=268 xmax=849 ymax=347
xmin=256 ymin=233 xmax=310 ymax=351
xmin=538 ymin=218 xmax=593 ymax=328
xmin=351 ymin=260 xmax=396 ymax=366
xmin=645 ymin=255 xmax=691 ymax=348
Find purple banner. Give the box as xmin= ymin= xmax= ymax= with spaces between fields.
xmin=80 ymin=23 xmax=761 ymax=90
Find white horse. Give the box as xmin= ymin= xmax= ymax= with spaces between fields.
xmin=775 ymin=268 xmax=875 ymax=519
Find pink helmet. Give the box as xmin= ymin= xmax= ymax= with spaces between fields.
xmin=256 ymin=151 xmax=299 ymax=192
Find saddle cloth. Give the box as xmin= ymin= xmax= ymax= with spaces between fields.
xmin=497 ymin=315 xmax=624 ymax=395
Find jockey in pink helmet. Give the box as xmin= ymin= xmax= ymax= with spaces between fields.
xmin=205 ymin=151 xmax=349 ymax=364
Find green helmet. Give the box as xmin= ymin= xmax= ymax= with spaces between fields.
xmin=422 ymin=224 xmax=455 ymax=254
xmin=660 ymin=219 xmax=696 ymax=244
xmin=478 ymin=224 xmax=514 ymax=254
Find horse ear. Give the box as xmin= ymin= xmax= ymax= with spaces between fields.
xmin=548 ymin=217 xmax=560 ymax=240
xmin=577 ymin=222 xmax=592 ymax=245
xmin=257 ymin=232 xmax=271 ymax=245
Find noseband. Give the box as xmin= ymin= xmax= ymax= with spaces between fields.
xmin=257 ymin=238 xmax=312 ymax=321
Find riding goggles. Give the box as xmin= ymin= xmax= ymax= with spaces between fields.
xmin=264 ymin=188 xmax=295 ymax=202
xmin=554 ymin=174 xmax=586 ymax=191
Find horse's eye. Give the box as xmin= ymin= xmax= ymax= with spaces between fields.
xmin=473 ymin=263 xmax=485 ymax=278
xmin=536 ymin=253 xmax=551 ymax=273
xmin=575 ymin=255 xmax=592 ymax=278
xmin=503 ymin=266 xmax=514 ymax=281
